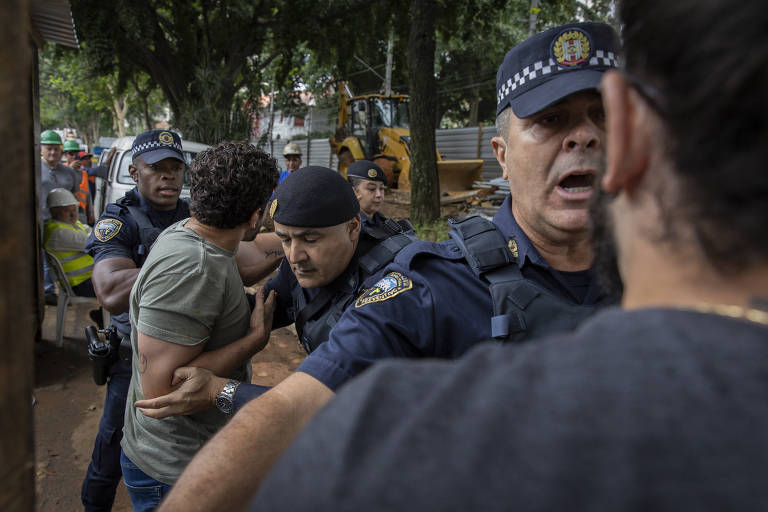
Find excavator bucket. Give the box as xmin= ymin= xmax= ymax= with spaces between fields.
xmin=435 ymin=159 xmax=484 ymax=192
xmin=397 ymin=159 xmax=484 ymax=193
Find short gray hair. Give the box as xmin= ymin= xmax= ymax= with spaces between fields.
xmin=495 ymin=107 xmax=511 ymax=142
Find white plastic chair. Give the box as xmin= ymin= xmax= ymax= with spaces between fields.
xmin=43 ymin=250 xmax=100 ymax=347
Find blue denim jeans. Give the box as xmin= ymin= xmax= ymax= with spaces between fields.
xmin=120 ymin=451 xmax=172 ymax=512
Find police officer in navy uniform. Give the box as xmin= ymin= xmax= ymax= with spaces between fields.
xmin=266 ymin=166 xmax=417 ymax=355
xmin=145 ymin=22 xmax=620 ymax=512
xmin=346 ymin=160 xmax=388 ymax=228
xmin=134 ymin=167 xmax=418 ymax=416
xmin=80 ymin=129 xmax=191 ymax=512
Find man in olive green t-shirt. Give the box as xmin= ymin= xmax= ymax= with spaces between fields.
xmin=120 ymin=142 xmax=279 ymax=509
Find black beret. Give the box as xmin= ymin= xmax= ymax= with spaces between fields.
xmin=347 ymin=160 xmax=386 ymax=183
xmin=496 ymin=22 xmax=620 ymax=118
xmin=270 ymin=166 xmax=360 ymax=227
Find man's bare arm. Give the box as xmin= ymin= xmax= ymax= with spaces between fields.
xmin=158 ymin=372 xmax=334 ymax=512
xmin=236 ymin=232 xmax=284 ymax=286
xmin=135 ymin=367 xmax=228 ymax=418
xmin=139 ymin=289 xmax=277 ymax=399
xmin=91 ymin=257 xmax=140 ymax=314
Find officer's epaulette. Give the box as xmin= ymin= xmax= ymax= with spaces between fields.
xmin=393 ymin=239 xmax=465 ymax=270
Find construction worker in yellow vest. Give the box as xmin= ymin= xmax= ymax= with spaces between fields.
xmin=43 ymin=188 xmax=97 ymax=299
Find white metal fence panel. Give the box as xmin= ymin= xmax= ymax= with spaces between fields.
xmin=266 ymin=138 xmax=339 ymax=171
xmin=262 ymin=126 xmax=500 ymax=179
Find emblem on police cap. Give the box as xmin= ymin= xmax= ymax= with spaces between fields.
xmin=94 ymin=218 xmax=123 ymax=242
xmin=158 ymin=131 xmax=174 ymax=145
xmin=269 ymin=199 xmax=278 ymax=219
xmin=552 ymin=28 xmax=591 ymax=67
xmin=367 ymin=168 xmax=378 ymax=179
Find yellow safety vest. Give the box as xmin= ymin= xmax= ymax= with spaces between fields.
xmin=43 ymin=220 xmax=95 ymax=288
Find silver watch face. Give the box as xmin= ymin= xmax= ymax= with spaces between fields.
xmin=215 ymin=395 xmax=233 ymax=414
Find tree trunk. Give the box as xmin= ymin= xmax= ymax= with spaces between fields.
xmin=407 ymin=0 xmax=440 ymax=223
xmin=1 ymin=1 xmax=36 ymax=510
xmin=107 ymin=84 xmax=129 ymax=137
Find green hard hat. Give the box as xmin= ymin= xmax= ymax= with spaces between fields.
xmin=62 ymin=140 xmax=80 ymax=151
xmin=41 ymin=130 xmax=62 ymax=145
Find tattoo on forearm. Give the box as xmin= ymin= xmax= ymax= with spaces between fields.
xmin=139 ymin=353 xmax=148 ymax=374
xmin=265 ymin=250 xmax=284 ymax=259
xmin=749 ymin=297 xmax=768 ymax=311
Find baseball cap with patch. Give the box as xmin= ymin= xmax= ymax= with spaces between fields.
xmin=496 ymin=22 xmax=620 ymax=118
xmin=131 ymin=129 xmax=184 ymax=164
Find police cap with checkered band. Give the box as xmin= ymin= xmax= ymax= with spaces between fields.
xmin=131 ymin=129 xmax=185 ymax=165
xmin=496 ymin=22 xmax=620 ymax=119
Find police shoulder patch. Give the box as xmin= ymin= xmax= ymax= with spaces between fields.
xmin=354 ymin=271 xmax=413 ymax=308
xmin=94 ymin=218 xmax=123 ymax=242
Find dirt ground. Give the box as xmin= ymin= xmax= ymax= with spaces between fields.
xmin=34 ymin=297 xmax=305 ymax=512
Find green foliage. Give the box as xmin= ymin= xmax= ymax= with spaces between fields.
xmin=39 ymin=43 xmax=113 ymax=146
xmin=412 ymin=219 xmax=451 ymax=242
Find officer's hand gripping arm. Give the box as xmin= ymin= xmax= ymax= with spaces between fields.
xmin=134 ymin=367 xmax=228 ymax=418
xmin=138 ymin=287 xmax=277 ymax=399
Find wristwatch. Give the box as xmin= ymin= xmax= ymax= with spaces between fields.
xmin=215 ymin=379 xmax=240 ymax=414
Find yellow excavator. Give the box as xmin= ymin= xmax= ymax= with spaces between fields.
xmin=329 ymin=84 xmax=483 ymax=193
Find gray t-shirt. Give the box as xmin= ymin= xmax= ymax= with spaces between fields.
xmin=40 ymin=159 xmax=80 ymax=222
xmin=121 ymin=219 xmax=251 ymax=484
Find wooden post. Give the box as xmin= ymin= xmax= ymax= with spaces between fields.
xmin=0 ymin=0 xmax=37 ymax=511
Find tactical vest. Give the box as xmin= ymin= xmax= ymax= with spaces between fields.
xmin=448 ymin=215 xmax=608 ymax=342
xmin=43 ymin=220 xmax=95 ymax=287
xmin=123 ymin=202 xmax=174 ymax=267
xmin=292 ymin=218 xmax=418 ymax=354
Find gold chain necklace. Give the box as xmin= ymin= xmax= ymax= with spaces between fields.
xmin=689 ymin=303 xmax=768 ymax=326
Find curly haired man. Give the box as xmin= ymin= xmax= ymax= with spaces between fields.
xmin=118 ymin=142 xmax=279 ymax=511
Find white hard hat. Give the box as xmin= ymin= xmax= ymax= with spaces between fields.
xmin=283 ymin=142 xmax=302 ymax=156
xmin=47 ymin=188 xmax=78 ymax=208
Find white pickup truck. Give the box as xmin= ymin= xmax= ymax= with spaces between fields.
xmin=93 ymin=136 xmax=210 ymax=217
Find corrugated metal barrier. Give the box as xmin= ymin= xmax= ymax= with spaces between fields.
xmin=264 ymin=126 xmax=502 ymax=181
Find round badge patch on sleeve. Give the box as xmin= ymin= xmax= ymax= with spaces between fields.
xmin=354 ymin=272 xmax=413 ymax=308
xmin=94 ymin=218 xmax=123 ymax=242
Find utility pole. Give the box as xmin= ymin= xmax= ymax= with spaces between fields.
xmin=529 ymin=0 xmax=541 ymax=36
xmin=268 ymin=75 xmax=276 ymax=155
xmin=385 ymin=27 xmax=394 ymax=96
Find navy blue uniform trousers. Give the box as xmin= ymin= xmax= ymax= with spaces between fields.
xmin=81 ymin=359 xmax=131 ymax=511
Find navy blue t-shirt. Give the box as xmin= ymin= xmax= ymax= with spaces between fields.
xmin=85 ymin=187 xmax=190 ymax=336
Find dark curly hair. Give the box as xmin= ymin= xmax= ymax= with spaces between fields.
xmin=620 ymin=0 xmax=768 ymax=272
xmin=189 ymin=142 xmax=278 ymax=229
